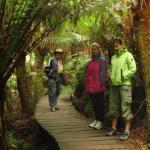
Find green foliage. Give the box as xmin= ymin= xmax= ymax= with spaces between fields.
xmin=26 ymin=52 xmax=36 ymax=73
xmin=79 ymin=1 xmax=123 ymax=42
xmin=5 ymin=75 xmax=18 ymax=111
xmin=63 ymin=53 xmax=89 ymax=88
xmin=0 ymin=0 xmax=90 ymax=83
xmin=8 ymin=131 xmax=21 ymax=150
xmin=6 ymin=75 xmax=17 ymax=90
xmin=49 ymin=0 xmax=133 ymax=53
xmin=60 ymin=85 xmax=74 ymax=97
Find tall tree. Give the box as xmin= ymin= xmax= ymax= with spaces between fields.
xmin=16 ymin=54 xmax=34 ymax=115
xmin=133 ymin=0 xmax=150 ymax=143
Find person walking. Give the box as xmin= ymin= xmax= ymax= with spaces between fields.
xmin=45 ymin=48 xmax=64 ymax=112
xmin=84 ymin=42 xmax=108 ymax=130
xmin=106 ymin=38 xmax=136 ymax=140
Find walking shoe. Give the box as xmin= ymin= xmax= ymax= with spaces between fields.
xmin=51 ymin=107 xmax=56 ymax=112
xmin=89 ymin=120 xmax=98 ymax=128
xmin=120 ymin=131 xmax=130 ymax=140
xmin=94 ymin=121 xmax=102 ymax=130
xmin=106 ymin=128 xmax=117 ymax=136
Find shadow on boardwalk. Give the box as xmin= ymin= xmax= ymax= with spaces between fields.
xmin=35 ymin=95 xmax=137 ymax=150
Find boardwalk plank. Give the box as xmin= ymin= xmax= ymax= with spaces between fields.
xmin=35 ymin=96 xmax=136 ymax=150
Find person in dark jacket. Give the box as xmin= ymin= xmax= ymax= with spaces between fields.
xmin=46 ymin=48 xmax=64 ymax=112
xmin=84 ymin=42 xmax=108 ymax=129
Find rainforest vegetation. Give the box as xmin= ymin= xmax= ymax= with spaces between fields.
xmin=0 ymin=0 xmax=150 ymax=149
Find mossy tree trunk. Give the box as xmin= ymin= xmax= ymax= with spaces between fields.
xmin=133 ymin=0 xmax=150 ymax=143
xmin=16 ymin=54 xmax=34 ymax=115
xmin=33 ymin=45 xmax=48 ymax=102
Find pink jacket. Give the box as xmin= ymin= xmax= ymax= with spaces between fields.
xmin=84 ymin=57 xmax=108 ymax=93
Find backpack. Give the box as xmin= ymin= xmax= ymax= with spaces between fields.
xmin=44 ymin=59 xmax=52 ymax=78
xmin=44 ymin=58 xmax=58 ymax=79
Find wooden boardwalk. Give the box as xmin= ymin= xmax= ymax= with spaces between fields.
xmin=35 ymin=95 xmax=137 ymax=150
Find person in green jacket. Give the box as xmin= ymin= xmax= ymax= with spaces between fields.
xmin=106 ymin=38 xmax=136 ymax=140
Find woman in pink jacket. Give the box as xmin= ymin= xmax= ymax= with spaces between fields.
xmin=84 ymin=42 xmax=108 ymax=129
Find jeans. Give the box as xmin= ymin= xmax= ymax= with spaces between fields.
xmin=47 ymin=79 xmax=61 ymax=107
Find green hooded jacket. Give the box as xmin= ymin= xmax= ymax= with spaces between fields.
xmin=110 ymin=49 xmax=136 ymax=85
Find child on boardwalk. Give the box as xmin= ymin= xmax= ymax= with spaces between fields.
xmin=106 ymin=38 xmax=136 ymax=140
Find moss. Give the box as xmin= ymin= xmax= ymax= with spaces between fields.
xmin=8 ymin=131 xmax=22 ymax=150
xmin=33 ymin=74 xmax=44 ymax=102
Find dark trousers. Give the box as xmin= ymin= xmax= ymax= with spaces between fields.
xmin=90 ymin=92 xmax=105 ymax=122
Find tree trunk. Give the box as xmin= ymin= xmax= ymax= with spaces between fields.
xmin=134 ymin=0 xmax=150 ymax=143
xmin=16 ymin=54 xmax=33 ymax=115
xmin=0 ymin=79 xmax=8 ymax=150
xmin=33 ymin=48 xmax=47 ymax=102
